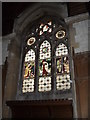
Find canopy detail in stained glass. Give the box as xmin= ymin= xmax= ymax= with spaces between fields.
xmin=25 ymin=49 xmax=35 ymax=62
xmin=56 ymin=43 xmax=68 ymax=56
xmin=40 ymin=40 xmax=51 ymax=59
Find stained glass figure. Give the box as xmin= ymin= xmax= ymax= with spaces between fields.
xmin=56 ymin=30 xmax=66 ymax=39
xmin=63 ymin=56 xmax=69 ymax=73
xmin=27 ymin=37 xmax=36 ymax=46
xmin=39 ymin=59 xmax=51 ymax=76
xmin=24 ymin=61 xmax=35 ymax=79
xmin=56 ymin=56 xmax=69 ymax=74
xmin=39 ymin=40 xmax=51 ymax=92
xmin=25 ymin=49 xmax=35 ymax=61
xmin=56 ymin=43 xmax=71 ymax=90
xmin=56 ymin=57 xmax=62 ymax=74
xmin=22 ymin=49 xmax=35 ymax=93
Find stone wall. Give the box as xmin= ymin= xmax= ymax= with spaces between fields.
xmin=73 ymin=19 xmax=88 ymax=53
xmin=65 ymin=12 xmax=89 ymax=118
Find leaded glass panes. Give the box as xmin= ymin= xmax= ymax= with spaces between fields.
xmin=39 ymin=77 xmax=51 ymax=92
xmin=56 ymin=43 xmax=71 ymax=91
xmin=22 ymin=49 xmax=35 ymax=93
xmin=36 ymin=21 xmax=52 ymax=36
xmin=40 ymin=40 xmax=51 ymax=59
xmin=56 ymin=74 xmax=71 ymax=90
xmin=21 ymin=16 xmax=72 ymax=99
xmin=39 ymin=40 xmax=51 ymax=92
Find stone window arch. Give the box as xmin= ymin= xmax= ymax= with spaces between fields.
xmin=15 ymin=12 xmax=72 ymax=100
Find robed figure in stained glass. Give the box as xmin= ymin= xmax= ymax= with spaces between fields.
xmin=24 ymin=61 xmax=34 ymax=79
xmin=56 ymin=43 xmax=71 ymax=90
xmin=39 ymin=40 xmax=51 ymax=92
xmin=39 ymin=59 xmax=51 ymax=76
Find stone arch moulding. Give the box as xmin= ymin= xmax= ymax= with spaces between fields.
xmin=13 ymin=3 xmax=68 ymax=36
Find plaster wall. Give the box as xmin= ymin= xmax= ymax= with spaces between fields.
xmin=73 ymin=19 xmax=88 ymax=53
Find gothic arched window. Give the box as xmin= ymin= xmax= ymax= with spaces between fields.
xmin=21 ymin=16 xmax=72 ymax=100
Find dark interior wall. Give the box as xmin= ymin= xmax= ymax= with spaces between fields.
xmin=74 ymin=52 xmax=89 ymax=118
xmin=68 ymin=2 xmax=89 ymax=17
xmin=2 ymin=2 xmax=89 ymax=36
xmin=2 ymin=2 xmax=34 ymax=36
xmin=6 ymin=100 xmax=73 ymax=118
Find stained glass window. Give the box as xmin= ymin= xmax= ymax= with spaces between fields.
xmin=22 ymin=49 xmax=35 ymax=93
xmin=21 ymin=17 xmax=72 ymax=99
xmin=56 ymin=43 xmax=71 ymax=90
xmin=39 ymin=40 xmax=51 ymax=92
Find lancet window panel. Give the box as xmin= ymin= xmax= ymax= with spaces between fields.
xmin=55 ymin=43 xmax=72 ymax=91
xmin=22 ymin=49 xmax=35 ymax=93
xmin=39 ymin=40 xmax=51 ymax=92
